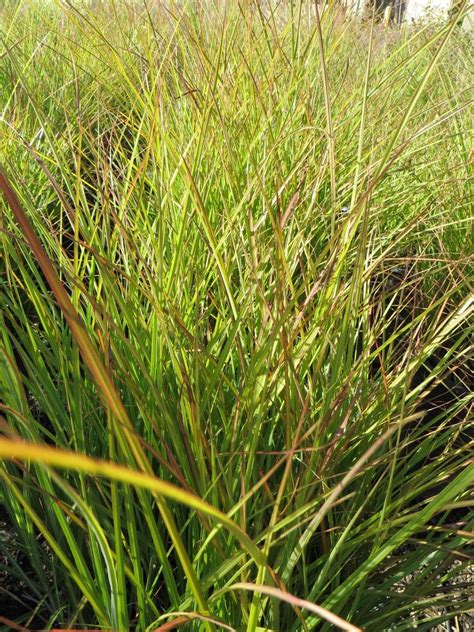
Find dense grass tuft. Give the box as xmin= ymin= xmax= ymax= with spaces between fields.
xmin=0 ymin=1 xmax=472 ymax=630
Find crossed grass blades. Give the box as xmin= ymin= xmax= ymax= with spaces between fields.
xmin=0 ymin=1 xmax=473 ymax=630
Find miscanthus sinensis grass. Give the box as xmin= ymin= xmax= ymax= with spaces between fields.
xmin=0 ymin=1 xmax=472 ymax=630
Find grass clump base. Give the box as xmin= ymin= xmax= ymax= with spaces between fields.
xmin=0 ymin=1 xmax=472 ymax=630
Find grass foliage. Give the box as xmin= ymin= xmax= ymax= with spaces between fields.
xmin=0 ymin=1 xmax=473 ymax=630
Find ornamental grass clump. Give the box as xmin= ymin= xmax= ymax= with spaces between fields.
xmin=0 ymin=1 xmax=472 ymax=630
